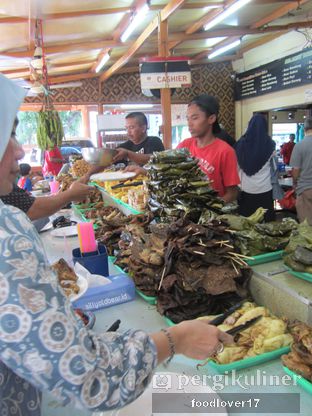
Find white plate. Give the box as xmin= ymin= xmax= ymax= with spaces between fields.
xmin=51 ymin=225 xmax=78 ymax=238
xmin=69 ymin=275 xmax=88 ymax=302
xmin=90 ymin=171 xmax=136 ymax=182
xmin=31 ymin=189 xmax=43 ymax=196
xmin=103 ymin=372 xmax=228 ymax=416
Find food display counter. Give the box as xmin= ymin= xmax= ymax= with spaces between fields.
xmin=40 ymin=212 xmax=312 ymax=416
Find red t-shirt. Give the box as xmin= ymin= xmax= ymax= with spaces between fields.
xmin=42 ymin=147 xmax=63 ymax=176
xmin=281 ymin=141 xmax=295 ymax=165
xmin=177 ymin=137 xmax=240 ymax=196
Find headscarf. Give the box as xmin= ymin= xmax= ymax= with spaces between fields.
xmin=235 ymin=113 xmax=275 ymax=176
xmin=0 ymin=74 xmax=26 ymax=161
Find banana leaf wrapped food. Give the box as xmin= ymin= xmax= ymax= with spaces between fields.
xmin=283 ymin=220 xmax=312 ymax=273
xmin=217 ymin=211 xmax=298 ymax=256
xmin=146 ymin=148 xmax=225 ymax=222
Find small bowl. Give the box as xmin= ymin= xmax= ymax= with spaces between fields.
xmin=81 ymin=148 xmax=117 ymax=166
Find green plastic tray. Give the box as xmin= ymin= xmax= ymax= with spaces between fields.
xmin=108 ymin=256 xmax=157 ymax=304
xmin=164 ymin=316 xmax=176 ymax=326
xmin=135 ymin=289 xmax=157 ymax=305
xmin=288 ymin=270 xmax=312 ymax=283
xmin=246 ymin=250 xmax=284 ymax=266
xmin=207 ymin=346 xmax=290 ymax=373
xmin=283 ymin=366 xmax=312 ymax=394
xmin=94 ymin=184 xmax=143 ymax=215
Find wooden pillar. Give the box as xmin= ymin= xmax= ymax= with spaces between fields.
xmin=81 ymin=105 xmax=91 ymax=139
xmin=97 ymin=103 xmax=103 ymax=147
xmin=158 ymin=17 xmax=172 ymax=149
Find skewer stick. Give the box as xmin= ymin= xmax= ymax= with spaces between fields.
xmin=158 ymin=265 xmax=167 ymax=291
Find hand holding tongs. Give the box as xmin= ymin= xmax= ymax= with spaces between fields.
xmin=209 ymin=301 xmax=263 ymax=341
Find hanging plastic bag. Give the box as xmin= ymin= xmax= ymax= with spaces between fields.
xmin=278 ymin=189 xmax=296 ymax=210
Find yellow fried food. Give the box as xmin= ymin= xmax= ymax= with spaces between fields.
xmin=215 ymin=347 xmax=248 ymax=364
xmin=235 ymin=307 xmax=269 ymax=325
xmin=250 ymin=317 xmax=287 ymax=340
xmin=253 ymin=333 xmax=293 ymax=354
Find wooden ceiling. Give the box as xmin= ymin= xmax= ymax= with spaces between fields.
xmin=0 ymin=0 xmax=311 ymax=86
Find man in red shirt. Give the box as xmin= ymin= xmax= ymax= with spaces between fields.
xmin=281 ymin=134 xmax=295 ymax=165
xmin=177 ymin=94 xmax=239 ymax=203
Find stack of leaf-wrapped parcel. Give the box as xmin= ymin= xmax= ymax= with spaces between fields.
xmin=283 ymin=220 xmax=312 ymax=273
xmin=215 ymin=209 xmax=298 ymax=256
xmin=145 ymin=148 xmax=224 ymax=222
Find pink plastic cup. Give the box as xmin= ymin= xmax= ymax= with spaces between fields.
xmin=49 ymin=180 xmax=60 ymax=194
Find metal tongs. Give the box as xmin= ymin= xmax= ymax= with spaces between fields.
xmin=111 ymin=181 xmax=143 ymax=190
xmin=226 ymin=315 xmax=262 ymax=340
xmin=209 ymin=301 xmax=263 ymax=340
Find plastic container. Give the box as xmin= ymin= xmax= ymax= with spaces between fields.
xmin=283 ymin=366 xmax=312 ymax=394
xmin=49 ymin=180 xmax=60 ymax=194
xmin=77 ymin=222 xmax=97 ymax=253
xmin=72 ymin=243 xmax=109 ymax=277
xmin=246 ymin=250 xmax=284 ymax=266
xmin=72 ymin=273 xmax=136 ymax=311
xmin=207 ymin=346 xmax=291 ymax=374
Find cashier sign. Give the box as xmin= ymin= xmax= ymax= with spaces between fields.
xmin=140 ymin=56 xmax=191 ymax=89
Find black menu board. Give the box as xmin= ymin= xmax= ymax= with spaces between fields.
xmin=234 ymin=47 xmax=312 ymax=100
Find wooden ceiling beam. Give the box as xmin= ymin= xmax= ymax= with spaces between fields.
xmin=43 ymin=7 xmax=131 ymax=20
xmin=99 ymin=17 xmax=158 ymax=82
xmin=240 ymin=31 xmax=287 ymax=53
xmin=1 ymin=39 xmax=121 ymax=58
xmin=185 ymin=0 xmax=237 ymax=35
xmin=100 ymin=0 xmax=186 ymax=82
xmin=192 ymin=35 xmax=240 ymax=61
xmin=48 ymin=72 xmax=98 ymax=84
xmin=167 ymin=20 xmax=312 ymax=43
xmin=2 ymin=70 xmax=30 ymax=79
xmin=251 ymin=0 xmax=310 ymax=28
xmin=0 ymin=16 xmax=28 ymax=24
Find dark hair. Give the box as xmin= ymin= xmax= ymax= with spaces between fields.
xmin=19 ymin=163 xmax=31 ymax=176
xmin=125 ymin=112 xmax=148 ymax=127
xmin=289 ymin=133 xmax=295 ymax=140
xmin=188 ymin=94 xmax=221 ymax=134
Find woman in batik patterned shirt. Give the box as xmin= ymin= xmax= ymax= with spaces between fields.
xmin=0 ymin=74 xmax=232 ymax=416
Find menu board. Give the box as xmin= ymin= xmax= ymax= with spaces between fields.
xmin=234 ymin=47 xmax=312 ymax=100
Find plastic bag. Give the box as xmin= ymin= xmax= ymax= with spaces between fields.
xmin=278 ymin=189 xmax=296 ymax=210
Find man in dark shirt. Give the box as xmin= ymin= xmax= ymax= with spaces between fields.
xmin=81 ymin=112 xmax=165 ymax=182
xmin=113 ymin=112 xmax=165 ymax=165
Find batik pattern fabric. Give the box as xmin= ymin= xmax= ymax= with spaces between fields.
xmin=0 ymin=201 xmax=157 ymax=416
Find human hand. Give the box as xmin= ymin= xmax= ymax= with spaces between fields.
xmin=170 ymin=319 xmax=234 ymax=360
xmin=67 ymin=181 xmax=94 ymax=202
xmin=113 ymin=148 xmax=128 ymax=163
xmin=123 ymin=165 xmax=147 ymax=178
xmin=76 ymin=174 xmax=90 ymax=185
